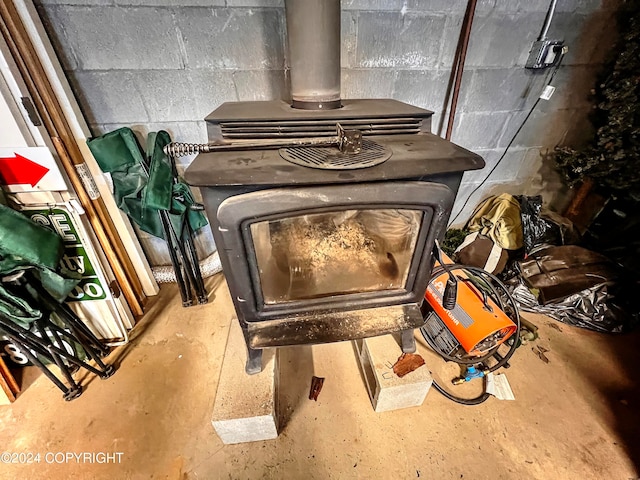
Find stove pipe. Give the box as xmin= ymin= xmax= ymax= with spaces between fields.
xmin=285 ymin=0 xmax=341 ymax=110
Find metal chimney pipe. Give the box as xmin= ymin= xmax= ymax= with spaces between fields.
xmin=285 ymin=0 xmax=341 ymax=110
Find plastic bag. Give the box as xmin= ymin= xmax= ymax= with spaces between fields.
xmin=511 ymin=281 xmax=636 ymax=333
xmin=517 ymin=196 xmax=580 ymax=254
xmin=518 ymin=196 xmax=558 ymax=253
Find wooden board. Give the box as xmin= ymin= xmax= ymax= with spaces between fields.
xmin=0 ymin=356 xmax=19 ymax=403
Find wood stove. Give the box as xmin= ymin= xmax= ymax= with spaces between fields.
xmin=183 ymin=0 xmax=484 ymax=374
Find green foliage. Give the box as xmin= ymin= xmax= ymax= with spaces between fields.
xmin=555 ymin=2 xmax=640 ymax=199
xmin=441 ymin=228 xmax=470 ymax=256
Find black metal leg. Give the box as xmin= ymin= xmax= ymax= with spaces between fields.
xmin=239 ymin=322 xmax=262 ymax=374
xmin=0 ymin=327 xmax=74 ymax=398
xmin=165 ymin=212 xmax=201 ymax=305
xmin=160 ymin=212 xmax=191 ymax=307
xmin=41 ymin=328 xmax=83 ymax=401
xmin=56 ymin=303 xmax=109 ymax=356
xmin=182 ymin=221 xmax=207 ymax=304
xmin=8 ymin=321 xmax=109 ymax=378
xmin=45 ymin=323 xmax=114 ymax=378
xmin=18 ymin=275 xmax=109 ymax=357
xmin=245 ymin=347 xmax=263 ymax=375
xmin=181 ymin=258 xmax=193 ymax=305
xmin=401 ymin=329 xmax=417 ymax=354
xmin=43 ymin=322 xmax=83 ymax=397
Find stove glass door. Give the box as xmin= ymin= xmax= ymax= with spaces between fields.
xmin=250 ymin=209 xmax=423 ymax=304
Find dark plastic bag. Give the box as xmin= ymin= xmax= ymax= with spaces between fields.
xmin=518 ymin=196 xmax=580 ymax=254
xmin=518 ymin=195 xmax=560 ymax=253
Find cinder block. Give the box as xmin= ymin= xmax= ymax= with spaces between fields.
xmin=233 ymin=70 xmax=289 ymax=102
xmin=177 ymin=8 xmax=285 ymax=69
xmin=463 ymin=13 xmax=544 ymax=68
xmin=68 ymin=71 xmax=149 ymax=124
xmin=510 ymin=107 xmax=595 ymax=150
xmin=342 ymin=0 xmax=406 ymax=11
xmin=546 ymin=10 xmax=616 ymax=66
xmin=343 ymin=0 xmax=497 ymax=14
xmin=493 ymin=0 xmax=560 ymax=13
xmin=133 ymin=70 xmax=199 ymax=122
xmin=356 ymin=12 xmax=446 ymax=69
xmin=462 ymin=147 xmax=527 ymax=183
xmin=341 ymin=69 xmax=397 ymax=99
xmin=226 ymin=0 xmax=283 ymax=6
xmin=189 ymin=71 xmax=239 ymax=120
xmin=37 ymin=0 xmax=112 ymax=5
xmin=517 ymin=147 xmax=546 ymax=180
xmin=554 ymin=0 xmax=608 ymax=14
xmin=42 ymin=6 xmax=184 ymax=70
xmin=130 ymin=70 xmax=236 ymax=122
xmin=114 ymin=0 xmax=224 ymax=5
xmin=35 ymin=4 xmax=78 ymax=70
xmin=538 ymin=65 xmax=599 ymax=112
xmin=212 ymin=321 xmax=278 ymax=445
xmin=451 ymin=111 xmax=510 ymax=151
xmin=355 ymin=334 xmax=432 ymax=413
xmin=93 ymin=121 xmax=206 ymax=147
xmin=460 ymin=68 xmax=548 ymax=113
xmin=405 ymin=0 xmax=475 ymax=14
xmin=436 ymin=15 xmax=465 ymax=68
xmin=393 ymin=69 xmax=448 ymax=111
xmin=341 ymin=11 xmax=357 ymax=69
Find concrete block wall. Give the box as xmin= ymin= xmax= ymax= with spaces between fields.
xmin=35 ymin=0 xmax=620 ymax=263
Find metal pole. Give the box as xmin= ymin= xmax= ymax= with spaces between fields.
xmin=445 ymin=0 xmax=477 ymax=141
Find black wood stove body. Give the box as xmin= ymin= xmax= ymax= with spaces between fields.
xmin=185 ymin=99 xmax=484 ymax=374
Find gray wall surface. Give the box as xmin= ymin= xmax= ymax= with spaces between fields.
xmin=35 ymin=0 xmax=619 ymax=265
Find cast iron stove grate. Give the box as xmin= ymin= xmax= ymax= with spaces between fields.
xmin=279 ymin=138 xmax=391 ymax=170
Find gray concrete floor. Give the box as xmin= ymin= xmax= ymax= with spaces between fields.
xmin=0 ymin=274 xmax=638 ymax=479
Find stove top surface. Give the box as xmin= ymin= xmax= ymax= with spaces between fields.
xmin=185 ymin=132 xmax=484 ymax=187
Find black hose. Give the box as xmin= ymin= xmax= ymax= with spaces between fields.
xmin=422 ymin=263 xmax=521 ymax=405
xmin=432 ymin=376 xmax=491 ymax=405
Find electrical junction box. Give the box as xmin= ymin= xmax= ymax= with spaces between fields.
xmin=525 ymin=39 xmax=564 ymax=69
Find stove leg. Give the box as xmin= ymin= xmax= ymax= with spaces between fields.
xmin=401 ymin=329 xmax=417 ymax=354
xmin=245 ymin=347 xmax=263 ymax=375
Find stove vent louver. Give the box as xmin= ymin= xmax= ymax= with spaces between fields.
xmin=218 ymin=116 xmax=425 ymax=140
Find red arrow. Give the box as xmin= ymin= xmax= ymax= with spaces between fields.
xmin=0 ymin=153 xmax=49 ymax=187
